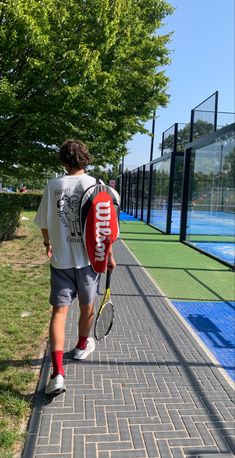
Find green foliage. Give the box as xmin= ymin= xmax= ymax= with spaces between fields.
xmin=0 ymin=196 xmax=21 ymax=241
xmin=0 ymin=192 xmax=42 ymax=241
xmin=0 ymin=425 xmax=19 ymax=452
xmin=0 ymin=174 xmax=52 ymax=190
xmin=0 ymin=191 xmax=42 ymax=209
xmin=0 ymin=0 xmax=173 ymax=177
xmin=0 ymin=390 xmax=28 ymax=417
xmin=152 ymin=168 xmax=169 ymax=199
xmin=89 ymin=163 xmax=120 ymax=183
xmin=161 ymin=121 xmax=215 ymax=154
xmin=173 ymin=155 xmax=184 ymax=202
xmin=223 ymin=147 xmax=235 ymax=180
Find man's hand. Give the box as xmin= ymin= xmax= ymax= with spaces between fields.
xmin=107 ymin=251 xmax=116 ymax=271
xmin=41 ymin=228 xmax=52 ymax=258
xmin=46 ymin=244 xmax=53 ymax=258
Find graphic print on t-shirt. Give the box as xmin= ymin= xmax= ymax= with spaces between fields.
xmin=56 ymin=186 xmax=83 ymax=240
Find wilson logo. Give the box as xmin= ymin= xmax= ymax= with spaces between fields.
xmin=95 ymin=201 xmax=111 ymax=262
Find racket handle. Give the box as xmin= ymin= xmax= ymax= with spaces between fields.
xmin=106 ymin=269 xmax=112 ymax=289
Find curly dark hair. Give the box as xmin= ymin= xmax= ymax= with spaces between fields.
xmin=59 ymin=139 xmax=91 ymax=170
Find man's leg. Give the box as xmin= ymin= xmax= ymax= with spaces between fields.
xmin=76 ymin=302 xmax=94 ymax=349
xmin=73 ymin=265 xmax=99 ymax=359
xmin=45 ymin=305 xmax=69 ymax=394
xmin=50 ymin=305 xmax=69 ymax=350
xmin=49 ymin=305 xmax=69 ymax=377
xmin=73 ymin=303 xmax=96 ymax=359
xmin=46 ymin=265 xmax=75 ymax=393
xmin=79 ymin=303 xmax=94 ymax=337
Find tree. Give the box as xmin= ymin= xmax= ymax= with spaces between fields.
xmin=160 ymin=121 xmax=215 ymax=154
xmin=89 ymin=162 xmax=120 ymax=183
xmin=0 ymin=0 xmax=173 ymax=178
xmin=223 ymin=147 xmax=235 ymax=179
xmin=89 ymin=166 xmax=109 ymax=183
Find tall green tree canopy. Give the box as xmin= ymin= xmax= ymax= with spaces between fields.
xmin=0 ymin=0 xmax=173 ymax=178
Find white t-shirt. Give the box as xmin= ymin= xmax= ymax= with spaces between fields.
xmin=34 ymin=173 xmax=96 ymax=269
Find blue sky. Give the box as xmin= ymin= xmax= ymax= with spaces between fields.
xmin=125 ymin=0 xmax=235 ymax=170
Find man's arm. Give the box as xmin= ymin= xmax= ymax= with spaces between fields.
xmin=107 ymin=246 xmax=116 ymax=271
xmin=41 ymin=228 xmax=52 ymax=258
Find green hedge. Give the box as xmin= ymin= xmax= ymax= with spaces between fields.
xmin=0 ymin=192 xmax=42 ymax=210
xmin=0 ymin=192 xmax=42 ymax=242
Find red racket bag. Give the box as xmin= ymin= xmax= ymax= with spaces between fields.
xmin=80 ymin=183 xmax=120 ymax=273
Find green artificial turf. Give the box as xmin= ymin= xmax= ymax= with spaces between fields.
xmin=120 ymin=221 xmax=235 ymax=301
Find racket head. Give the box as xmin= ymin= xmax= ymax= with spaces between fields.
xmin=94 ymin=299 xmax=114 ymax=341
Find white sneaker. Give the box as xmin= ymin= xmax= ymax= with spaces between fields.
xmin=73 ymin=337 xmax=95 ymax=360
xmin=45 ymin=374 xmax=66 ymax=395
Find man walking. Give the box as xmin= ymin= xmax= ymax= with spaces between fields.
xmin=35 ymin=140 xmax=116 ymax=394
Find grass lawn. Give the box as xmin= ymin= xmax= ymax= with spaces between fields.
xmin=0 ymin=211 xmax=51 ymax=458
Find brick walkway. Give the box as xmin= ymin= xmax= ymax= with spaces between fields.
xmin=23 ymin=240 xmax=235 ymax=458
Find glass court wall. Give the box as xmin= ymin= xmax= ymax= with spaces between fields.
xmin=149 ymin=158 xmax=171 ymax=232
xmin=137 ymin=166 xmax=144 ymax=219
xmin=180 ymin=123 xmax=235 ymax=267
xmin=120 ymin=123 xmax=185 ymax=233
xmin=120 ymin=151 xmax=184 ymax=234
xmin=171 ymin=154 xmax=184 ymax=233
xmin=128 ymin=168 xmax=138 ymax=216
xmin=142 ymin=164 xmax=150 ymax=223
xmin=119 ymin=93 xmax=234 ymax=267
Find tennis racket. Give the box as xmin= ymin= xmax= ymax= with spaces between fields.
xmin=94 ymin=270 xmax=114 ymax=341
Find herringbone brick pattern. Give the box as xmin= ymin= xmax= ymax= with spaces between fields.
xmin=23 ymin=240 xmax=235 ymax=458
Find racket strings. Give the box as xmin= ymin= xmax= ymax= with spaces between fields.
xmin=95 ymin=301 xmax=114 ymax=340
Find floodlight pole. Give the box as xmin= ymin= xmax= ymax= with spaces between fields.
xmin=122 ymin=156 xmax=124 ymax=173
xmin=150 ymin=109 xmax=156 ymax=162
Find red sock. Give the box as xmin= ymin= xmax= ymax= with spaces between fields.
xmin=76 ymin=335 xmax=88 ymax=350
xmin=51 ymin=350 xmax=64 ymax=378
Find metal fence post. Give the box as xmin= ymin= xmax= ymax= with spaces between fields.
xmin=214 ymin=90 xmax=219 ymax=131
xmin=121 ymin=173 xmax=124 ymax=211
xmin=189 ymin=109 xmax=194 ymax=143
xmin=147 ymin=163 xmax=153 ymax=225
xmin=141 ymin=165 xmax=145 ymax=221
xmin=166 ymin=151 xmax=175 ymax=234
xmin=161 ymin=131 xmax=164 ymax=156
xmin=180 ymin=147 xmax=191 ymax=241
xmin=150 ymin=110 xmax=156 ymax=162
xmin=135 ymin=168 xmax=140 ymax=218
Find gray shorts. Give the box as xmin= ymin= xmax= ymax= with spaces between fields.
xmin=50 ymin=265 xmax=100 ymax=307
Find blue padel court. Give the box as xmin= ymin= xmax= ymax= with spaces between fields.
xmin=120 ymin=213 xmax=138 ymax=222
xmin=191 ymin=241 xmax=235 ymax=264
xmin=172 ymin=301 xmax=235 ymax=382
xmin=148 ymin=209 xmax=235 ymax=236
